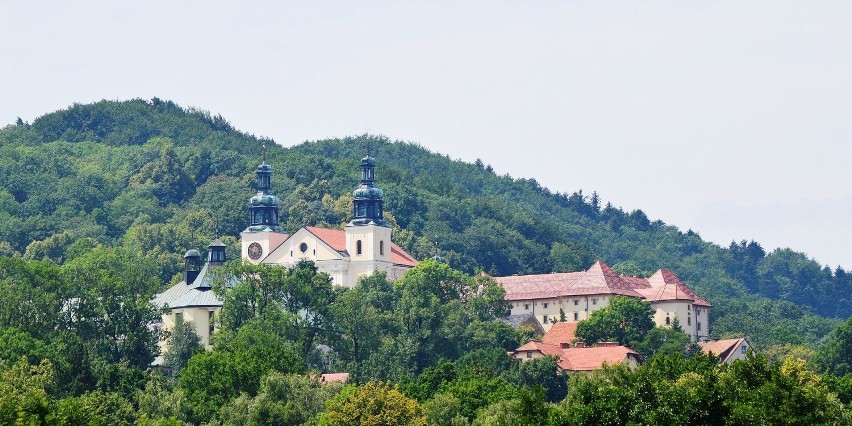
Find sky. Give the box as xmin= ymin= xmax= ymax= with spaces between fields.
xmin=2 ymin=1 xmax=851 ymax=269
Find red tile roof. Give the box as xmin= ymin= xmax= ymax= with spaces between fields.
xmin=320 ymin=372 xmax=350 ymax=383
xmin=541 ymin=322 xmax=578 ymax=346
xmin=497 ymin=262 xmax=710 ymax=307
xmin=559 ymin=345 xmax=639 ymax=371
xmin=698 ymin=338 xmax=747 ymax=363
xmin=304 ymin=226 xmax=417 ymax=267
xmin=634 ymin=269 xmax=712 ymax=307
xmin=511 ymin=340 xmax=639 ymax=371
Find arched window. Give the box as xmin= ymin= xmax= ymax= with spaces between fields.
xmin=379 ymin=241 xmax=384 ymax=256
xmin=665 ymin=317 xmax=671 ymax=325
xmin=356 ymin=240 xmax=362 ymax=255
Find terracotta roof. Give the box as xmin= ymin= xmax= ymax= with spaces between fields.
xmin=634 ymin=269 xmax=712 ymax=307
xmin=320 ymin=373 xmax=350 ymax=383
xmin=515 ymin=341 xmax=564 ymax=357
xmin=496 ymin=272 xmax=585 ymax=301
xmin=541 ymin=322 xmax=578 ymax=345
xmin=304 ymin=226 xmax=417 ymax=267
xmin=559 ymin=345 xmax=639 ymax=371
xmin=512 ymin=340 xmax=639 ymax=371
xmin=498 ymin=262 xmax=710 ymax=307
xmin=306 ymin=226 xmax=347 ymax=252
xmin=699 ymin=338 xmax=747 ymax=363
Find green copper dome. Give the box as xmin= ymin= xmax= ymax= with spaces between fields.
xmin=350 ymin=154 xmax=387 ymax=227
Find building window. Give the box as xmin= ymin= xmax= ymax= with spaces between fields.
xmin=574 ymin=300 xmax=579 ymax=306
xmin=687 ymin=317 xmax=691 ymax=325
xmin=592 ymin=298 xmax=598 ymax=305
xmin=687 ymin=305 xmax=691 ymax=311
xmin=543 ymin=315 xmax=549 ymax=323
xmin=208 ymin=311 xmax=215 ymax=338
xmin=290 ymin=250 xmax=293 ymax=257
xmin=300 ymin=242 xmax=308 ymax=253
xmin=741 ymin=345 xmax=746 ymax=354
xmin=666 ymin=317 xmax=671 ymax=325
xmin=356 ymin=240 xmax=362 ymax=255
xmin=543 ymin=302 xmax=548 ymax=309
xmin=573 ymin=312 xmax=579 ymax=321
xmin=697 ymin=309 xmax=701 ymax=316
xmin=697 ymin=322 xmax=701 ymax=331
xmin=526 ymin=351 xmax=532 ymax=359
xmin=175 ymin=312 xmax=183 ymax=324
xmin=379 ymin=241 xmax=384 ymax=256
xmin=524 ymin=304 xmax=529 ymax=310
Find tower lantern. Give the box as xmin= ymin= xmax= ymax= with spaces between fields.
xmin=351 ymin=154 xmax=386 ymax=227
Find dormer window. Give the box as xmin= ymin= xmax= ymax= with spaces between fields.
xmin=356 ymin=240 xmax=362 ymax=255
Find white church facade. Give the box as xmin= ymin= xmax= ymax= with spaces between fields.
xmin=240 ymin=153 xmax=416 ymax=285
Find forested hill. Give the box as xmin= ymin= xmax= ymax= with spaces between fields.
xmin=1 ymin=98 xmax=849 ymax=349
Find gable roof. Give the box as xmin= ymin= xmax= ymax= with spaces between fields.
xmin=304 ymin=226 xmax=417 ymax=267
xmin=634 ymin=269 xmax=712 ymax=307
xmin=541 ymin=322 xmax=578 ymax=345
xmin=698 ymin=338 xmax=749 ymax=363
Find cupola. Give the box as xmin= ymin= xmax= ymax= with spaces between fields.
xmin=246 ymin=145 xmax=283 ymax=232
xmin=184 ymin=249 xmax=202 ymax=285
xmin=350 ymin=154 xmax=386 ymax=226
xmin=208 ymin=239 xmax=226 ymax=266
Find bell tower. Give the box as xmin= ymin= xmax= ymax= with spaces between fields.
xmin=241 ymin=145 xmax=287 ymax=263
xmin=346 ymin=154 xmax=392 ymax=281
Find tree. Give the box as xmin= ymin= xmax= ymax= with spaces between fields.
xmin=162 ymin=316 xmax=203 ymax=374
xmin=575 ymin=296 xmax=654 ymax=347
xmin=0 ymin=357 xmax=53 ymax=425
xmin=635 ymin=319 xmax=695 ymax=359
xmin=813 ymin=316 xmax=852 ymax=376
xmin=128 ymin=141 xmax=195 ymax=206
xmin=319 ymin=382 xmax=426 ymax=426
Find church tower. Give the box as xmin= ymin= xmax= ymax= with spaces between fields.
xmin=345 ymin=154 xmax=392 ymax=280
xmin=241 ymin=146 xmax=287 ymax=263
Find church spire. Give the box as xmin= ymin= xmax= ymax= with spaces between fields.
xmin=246 ymin=149 xmax=282 ymax=232
xmin=350 ymin=154 xmax=386 ymax=226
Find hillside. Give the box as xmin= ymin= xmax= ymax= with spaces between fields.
xmin=0 ymin=98 xmax=849 ymax=349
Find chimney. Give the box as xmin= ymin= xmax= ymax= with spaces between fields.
xmin=598 ymin=342 xmax=619 ymax=347
xmin=575 ymin=342 xmax=585 ymax=348
xmin=183 ymin=249 xmax=201 ymax=285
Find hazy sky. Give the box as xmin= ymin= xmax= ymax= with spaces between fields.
xmin=3 ymin=1 xmax=851 ymax=269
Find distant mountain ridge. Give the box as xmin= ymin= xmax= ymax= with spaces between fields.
xmin=0 ymin=98 xmax=848 ymax=349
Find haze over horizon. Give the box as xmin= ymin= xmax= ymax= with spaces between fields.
xmin=3 ymin=1 xmax=851 ymax=269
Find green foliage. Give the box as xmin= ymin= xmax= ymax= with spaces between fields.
xmin=635 ymin=320 xmax=698 ymax=359
xmin=162 ymin=317 xmax=203 ymax=374
xmin=0 ymin=357 xmax=53 ymax=425
xmin=217 ymin=372 xmax=345 ymax=426
xmin=575 ymin=296 xmax=655 ymax=347
xmin=319 ymin=382 xmax=426 ymax=426
xmin=813 ymin=316 xmax=852 ymax=377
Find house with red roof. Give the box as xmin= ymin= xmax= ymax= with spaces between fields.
xmin=698 ymin=338 xmax=752 ymax=364
xmin=509 ymin=340 xmax=640 ymax=372
xmin=240 ymin=152 xmax=417 ymax=287
xmin=496 ymin=261 xmax=711 ymax=341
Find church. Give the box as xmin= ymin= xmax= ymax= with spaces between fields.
xmin=154 ymin=152 xmax=417 ymax=352
xmin=240 ymin=152 xmax=417 ymax=285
